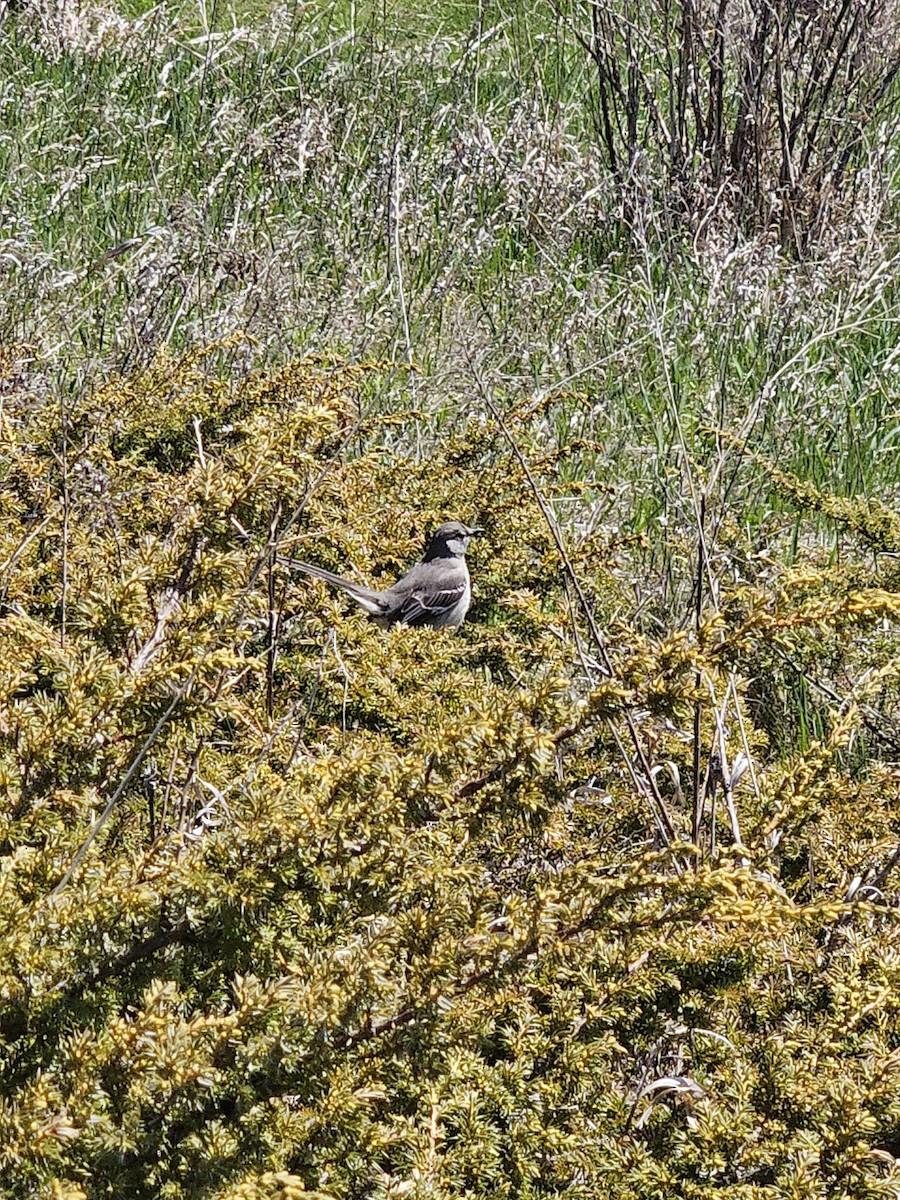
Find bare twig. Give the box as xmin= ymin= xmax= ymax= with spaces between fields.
xmin=465 ymin=357 xmax=677 ymax=847
xmin=266 ymin=499 xmax=283 ymax=720
xmin=49 ymin=688 xmax=185 ymax=899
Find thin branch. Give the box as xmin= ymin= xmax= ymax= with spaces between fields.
xmin=49 ymin=689 xmax=185 ymax=899
xmin=465 ymin=358 xmax=676 ymax=846
xmin=266 ymin=500 xmax=283 ymax=720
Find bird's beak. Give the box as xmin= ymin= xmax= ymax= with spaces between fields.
xmin=469 ymin=525 xmax=485 ymax=536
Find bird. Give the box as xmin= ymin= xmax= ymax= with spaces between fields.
xmin=283 ymin=521 xmax=484 ymax=629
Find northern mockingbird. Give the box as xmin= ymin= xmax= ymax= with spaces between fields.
xmin=284 ymin=521 xmax=484 ymax=629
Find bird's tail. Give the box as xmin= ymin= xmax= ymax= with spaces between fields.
xmin=280 ymin=558 xmax=386 ymax=617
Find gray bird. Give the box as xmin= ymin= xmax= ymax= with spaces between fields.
xmin=284 ymin=521 xmax=484 ymax=629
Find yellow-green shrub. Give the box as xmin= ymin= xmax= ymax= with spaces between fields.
xmin=0 ymin=346 xmax=899 ymax=1199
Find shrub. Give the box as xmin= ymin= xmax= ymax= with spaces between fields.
xmin=571 ymin=0 xmax=900 ymax=251
xmin=1 ymin=345 xmax=900 ymax=1197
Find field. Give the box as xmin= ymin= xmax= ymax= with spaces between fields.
xmin=3 ymin=0 xmax=900 ymax=1196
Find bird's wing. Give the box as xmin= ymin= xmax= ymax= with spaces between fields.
xmin=282 ymin=558 xmax=387 ymax=617
xmin=383 ymin=569 xmax=469 ymax=627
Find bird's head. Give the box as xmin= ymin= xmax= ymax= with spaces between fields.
xmin=423 ymin=521 xmax=484 ymax=560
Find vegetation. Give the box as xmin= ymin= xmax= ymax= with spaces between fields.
xmin=2 ymin=1 xmax=900 ymax=1197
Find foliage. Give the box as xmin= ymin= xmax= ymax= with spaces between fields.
xmin=1 ymin=344 xmax=900 ymax=1199
xmin=2 ymin=0 xmax=900 ymax=1197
